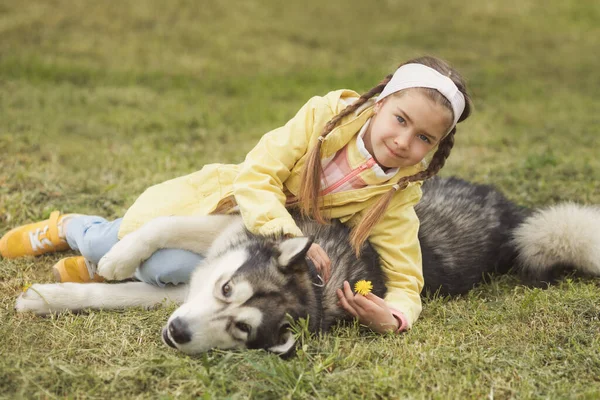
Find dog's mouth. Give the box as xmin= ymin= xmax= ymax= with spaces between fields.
xmin=162 ymin=327 xmax=177 ymax=349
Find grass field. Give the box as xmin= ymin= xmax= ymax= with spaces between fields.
xmin=1 ymin=0 xmax=599 ymax=398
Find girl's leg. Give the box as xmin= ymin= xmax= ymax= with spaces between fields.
xmin=51 ymin=215 xmax=122 ymax=282
xmin=66 ymin=215 xmax=202 ymax=286
xmin=134 ymin=249 xmax=203 ymax=287
xmin=65 ymin=216 xmax=122 ymax=264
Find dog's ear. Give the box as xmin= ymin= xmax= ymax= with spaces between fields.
xmin=267 ymin=322 xmax=296 ymax=358
xmin=276 ymin=236 xmax=313 ymax=269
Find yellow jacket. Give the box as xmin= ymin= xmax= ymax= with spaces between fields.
xmin=119 ymin=89 xmax=425 ymax=327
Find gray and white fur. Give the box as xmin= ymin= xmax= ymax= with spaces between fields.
xmin=15 ymin=177 xmax=600 ymax=356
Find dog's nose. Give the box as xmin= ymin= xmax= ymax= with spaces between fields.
xmin=168 ymin=317 xmax=192 ymax=344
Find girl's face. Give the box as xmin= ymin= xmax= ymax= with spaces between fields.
xmin=363 ymin=90 xmax=453 ymax=169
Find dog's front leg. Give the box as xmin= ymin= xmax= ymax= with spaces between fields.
xmin=98 ymin=214 xmax=239 ymax=280
xmin=16 ymin=282 xmax=188 ymax=314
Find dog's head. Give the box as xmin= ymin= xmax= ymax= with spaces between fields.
xmin=161 ymin=236 xmax=319 ymax=356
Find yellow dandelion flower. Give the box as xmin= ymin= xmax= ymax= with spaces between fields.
xmin=354 ymin=280 xmax=373 ymax=296
xmin=22 ymin=282 xmax=32 ymax=292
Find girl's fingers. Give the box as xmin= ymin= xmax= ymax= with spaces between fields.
xmin=342 ymin=280 xmax=354 ymax=299
xmin=342 ymin=281 xmax=366 ymax=313
xmin=365 ymin=292 xmax=387 ymax=307
xmin=308 ymin=255 xmax=324 ymax=276
xmin=307 ymin=244 xmax=332 ymax=283
xmin=337 ymin=289 xmax=358 ymax=317
xmin=315 ymin=253 xmax=329 ymax=282
xmin=353 ymin=293 xmax=377 ymax=310
xmin=314 ymin=245 xmax=331 ymax=283
xmin=308 ymin=254 xmax=321 ymax=273
xmin=320 ymin=248 xmax=332 ymax=282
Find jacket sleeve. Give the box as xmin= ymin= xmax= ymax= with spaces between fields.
xmin=366 ymin=183 xmax=424 ymax=328
xmin=233 ymin=96 xmax=332 ymax=237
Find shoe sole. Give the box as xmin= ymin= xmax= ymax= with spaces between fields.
xmin=52 ymin=265 xmax=65 ymax=283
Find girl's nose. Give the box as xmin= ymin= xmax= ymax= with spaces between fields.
xmin=393 ymin=131 xmax=411 ymax=150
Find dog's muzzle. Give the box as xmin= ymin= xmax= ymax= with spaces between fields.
xmin=162 ymin=317 xmax=192 ymax=349
xmin=162 ymin=327 xmax=177 ymax=348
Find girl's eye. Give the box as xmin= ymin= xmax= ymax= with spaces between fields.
xmin=396 ymin=115 xmax=406 ymax=124
xmin=418 ymin=134 xmax=431 ymax=144
xmin=222 ymin=282 xmax=232 ymax=297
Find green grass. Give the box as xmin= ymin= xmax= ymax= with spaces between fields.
xmin=1 ymin=0 xmax=599 ymax=398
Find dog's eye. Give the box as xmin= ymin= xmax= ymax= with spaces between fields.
xmin=221 ymin=282 xmax=232 ymax=297
xmin=235 ymin=322 xmax=251 ymax=334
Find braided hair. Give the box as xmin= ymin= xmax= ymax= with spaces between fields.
xmin=298 ymin=56 xmax=472 ymax=254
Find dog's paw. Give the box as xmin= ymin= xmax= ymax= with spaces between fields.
xmin=16 ymin=284 xmax=60 ymax=315
xmin=97 ymin=234 xmax=152 ymax=280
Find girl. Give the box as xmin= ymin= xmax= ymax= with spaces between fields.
xmin=1 ymin=56 xmax=472 ymax=333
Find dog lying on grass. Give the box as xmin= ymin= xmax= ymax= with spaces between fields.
xmin=16 ymin=177 xmax=600 ymax=356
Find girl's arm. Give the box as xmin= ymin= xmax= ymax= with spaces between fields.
xmin=233 ymin=95 xmax=334 ymax=237
xmin=361 ymin=183 xmax=425 ymax=329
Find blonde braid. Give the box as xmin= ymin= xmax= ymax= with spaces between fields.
xmin=349 ymin=129 xmax=457 ymax=254
xmin=301 ymin=56 xmax=471 ymax=253
xmin=298 ymin=76 xmax=392 ymax=223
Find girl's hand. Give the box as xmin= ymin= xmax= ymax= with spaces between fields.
xmin=306 ymin=243 xmax=331 ymax=283
xmin=336 ymin=281 xmax=399 ymax=334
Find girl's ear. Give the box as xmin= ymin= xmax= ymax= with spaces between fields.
xmin=373 ymin=99 xmax=385 ymax=114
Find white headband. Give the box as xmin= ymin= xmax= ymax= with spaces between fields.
xmin=376 ymin=63 xmax=466 ymax=131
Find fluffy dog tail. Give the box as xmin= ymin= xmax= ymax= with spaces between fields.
xmin=512 ymin=203 xmax=600 ymax=284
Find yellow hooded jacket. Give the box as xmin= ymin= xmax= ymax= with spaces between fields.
xmin=119 ymin=89 xmax=425 ymax=327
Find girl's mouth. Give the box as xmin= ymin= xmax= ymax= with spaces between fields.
xmin=385 ymin=144 xmax=403 ymax=159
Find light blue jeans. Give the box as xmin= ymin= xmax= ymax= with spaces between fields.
xmin=65 ymin=216 xmax=203 ymax=287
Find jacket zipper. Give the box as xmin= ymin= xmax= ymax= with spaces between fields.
xmin=320 ymin=157 xmax=377 ymax=196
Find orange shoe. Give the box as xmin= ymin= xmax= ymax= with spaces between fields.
xmin=0 ymin=211 xmax=74 ymax=259
xmin=52 ymin=256 xmax=104 ymax=283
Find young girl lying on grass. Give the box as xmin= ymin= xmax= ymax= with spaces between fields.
xmin=1 ymin=55 xmax=471 ymax=334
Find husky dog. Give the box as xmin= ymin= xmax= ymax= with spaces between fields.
xmin=15 ymin=177 xmax=600 ymax=356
